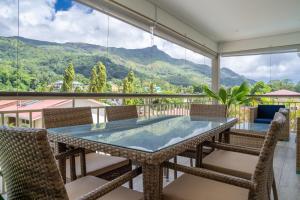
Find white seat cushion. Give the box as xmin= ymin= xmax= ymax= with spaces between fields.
xmin=65 ymin=153 xmax=129 ymax=178
xmin=65 ymin=176 xmax=142 ymax=200
xmin=203 ymin=150 xmax=258 ymax=179
xmin=163 ymin=174 xmax=249 ymax=200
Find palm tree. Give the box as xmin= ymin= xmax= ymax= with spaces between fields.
xmin=203 ymin=82 xmax=250 ymax=112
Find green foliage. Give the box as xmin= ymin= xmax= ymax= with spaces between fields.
xmin=250 ymin=81 xmax=271 ymax=95
xmin=88 ymin=62 xmax=107 ymax=93
xmin=269 ymin=79 xmax=294 ymax=91
xmin=0 ymin=36 xmax=254 ymax=94
xmin=294 ymin=81 xmax=300 ymax=92
xmin=203 ymin=82 xmax=250 ymax=110
xmin=192 ymin=84 xmax=205 ymax=94
xmin=122 ymin=70 xmax=140 ymax=105
xmin=246 ymin=81 xmax=272 ymax=106
xmin=96 ymin=62 xmax=107 ymax=92
xmin=61 ymin=63 xmax=75 ymax=92
xmin=89 ymin=66 xmax=98 ymax=92
xmin=149 ymin=82 xmax=155 ymax=94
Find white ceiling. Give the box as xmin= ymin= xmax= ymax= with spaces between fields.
xmin=148 ymin=0 xmax=300 ymax=42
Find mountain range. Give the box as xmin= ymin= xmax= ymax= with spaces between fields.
xmin=0 ymin=36 xmax=255 ymax=91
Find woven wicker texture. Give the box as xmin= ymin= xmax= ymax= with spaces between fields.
xmin=106 ymin=105 xmax=138 ymax=122
xmin=180 ymin=104 xmax=227 ymax=160
xmin=297 ymin=118 xmax=300 ymax=173
xmin=0 ymin=127 xmax=68 ymax=199
xmin=230 ymin=134 xmax=264 ymax=149
xmin=249 ymin=107 xmax=289 ymax=141
xmin=43 ymin=107 xmax=133 ymax=185
xmin=43 ymin=107 xmax=93 ymax=129
xmin=190 ymin=104 xmax=227 ymax=117
xmin=163 ymin=112 xmax=285 ymax=200
xmin=250 ymin=112 xmax=285 ymax=199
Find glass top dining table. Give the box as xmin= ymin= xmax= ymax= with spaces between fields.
xmin=47 ymin=115 xmax=237 ymax=200
xmin=48 ymin=115 xmax=237 ymax=153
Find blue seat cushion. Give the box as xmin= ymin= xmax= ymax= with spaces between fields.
xmin=257 ymin=105 xmax=285 ymax=120
xmin=254 ymin=118 xmax=273 ymax=124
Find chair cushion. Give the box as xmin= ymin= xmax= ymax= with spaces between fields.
xmin=66 ymin=153 xmax=129 ymax=178
xmin=65 ymin=176 xmax=142 ymax=200
xmin=163 ymin=174 xmax=249 ymax=200
xmin=257 ymin=105 xmax=285 ymax=120
xmin=254 ymin=118 xmax=273 ymax=124
xmin=202 ymin=150 xmax=258 ymax=179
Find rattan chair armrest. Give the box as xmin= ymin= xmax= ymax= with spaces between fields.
xmin=164 ymin=161 xmax=255 ymax=190
xmin=54 ymin=148 xmax=85 ymax=160
xmin=203 ymin=141 xmax=260 ymax=156
xmin=78 ymin=167 xmax=142 ymax=200
xmin=249 ymin=107 xmax=258 ymax=123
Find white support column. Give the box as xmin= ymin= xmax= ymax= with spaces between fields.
xmin=211 ymin=54 xmax=220 ymax=92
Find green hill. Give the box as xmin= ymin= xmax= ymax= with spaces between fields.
xmin=0 ymin=36 xmax=255 ymax=92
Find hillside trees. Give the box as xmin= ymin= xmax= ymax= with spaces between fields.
xmin=89 ymin=66 xmax=98 ymax=92
xmin=122 ymin=70 xmax=139 ymax=105
xmin=61 ymin=63 xmax=75 ymax=92
xmin=89 ymin=62 xmax=107 ymax=93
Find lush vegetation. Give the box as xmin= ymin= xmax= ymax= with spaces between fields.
xmin=0 ymin=36 xmax=254 ymax=94
xmin=203 ymin=82 xmax=250 ymax=110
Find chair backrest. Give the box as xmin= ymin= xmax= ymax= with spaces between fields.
xmin=190 ymin=104 xmax=227 ymax=118
xmin=251 ymin=112 xmax=285 ymax=199
xmin=0 ymin=127 xmax=68 ymax=199
xmin=106 ymin=105 xmax=138 ymax=121
xmin=257 ymin=105 xmax=285 ymax=119
xmin=43 ymin=107 xmax=93 ymax=128
xmin=297 ymin=118 xmax=300 ymax=173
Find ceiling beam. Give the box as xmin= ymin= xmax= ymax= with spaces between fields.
xmin=219 ymin=31 xmax=300 ymax=56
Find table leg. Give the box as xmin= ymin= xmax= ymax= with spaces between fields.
xmin=195 ymin=143 xmax=203 ymax=167
xmin=142 ymin=164 xmax=163 ymax=200
xmin=224 ymin=129 xmax=231 ymax=143
xmin=57 ymin=142 xmax=67 ymax=183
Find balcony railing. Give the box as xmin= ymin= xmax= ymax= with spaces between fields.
xmin=1 ymin=92 xmax=300 ymax=194
xmin=0 ymin=92 xmax=300 ymax=130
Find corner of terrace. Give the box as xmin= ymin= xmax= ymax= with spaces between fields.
xmin=0 ymin=0 xmax=300 ymax=200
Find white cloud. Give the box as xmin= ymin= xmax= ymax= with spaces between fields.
xmin=221 ymin=52 xmax=300 ymax=82
xmin=0 ymin=0 xmax=209 ymax=65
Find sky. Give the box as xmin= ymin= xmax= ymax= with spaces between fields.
xmin=0 ymin=0 xmax=209 ymax=66
xmin=0 ymin=0 xmax=300 ymax=82
xmin=221 ymin=52 xmax=300 ymax=83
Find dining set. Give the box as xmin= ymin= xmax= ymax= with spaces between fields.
xmin=0 ymin=104 xmax=290 ymax=200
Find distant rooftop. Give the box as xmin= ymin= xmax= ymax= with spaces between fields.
xmin=264 ymin=89 xmax=300 ymax=96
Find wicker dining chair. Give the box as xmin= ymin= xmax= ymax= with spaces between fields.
xmin=162 ymin=104 xmax=227 ymax=180
xmin=180 ymin=104 xmax=227 ymax=162
xmin=297 ymin=117 xmax=300 ymax=174
xmin=229 ymin=108 xmax=289 ymax=149
xmin=163 ymin=112 xmax=286 ymax=200
xmin=200 ymin=110 xmax=287 ymax=200
xmin=0 ymin=127 xmax=142 ymax=200
xmin=106 ymin=105 xmax=138 ymax=122
xmin=249 ymin=105 xmax=289 ymax=141
xmin=43 ymin=107 xmax=133 ymax=187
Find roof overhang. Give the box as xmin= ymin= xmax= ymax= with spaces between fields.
xmin=76 ymin=0 xmax=300 ymax=57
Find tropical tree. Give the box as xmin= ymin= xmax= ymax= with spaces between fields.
xmin=149 ymin=82 xmax=155 ymax=93
xmin=96 ymin=62 xmax=107 ymax=92
xmin=89 ymin=66 xmax=98 ymax=92
xmin=247 ymin=81 xmax=272 ymax=105
xmin=88 ymin=62 xmax=107 ymax=93
xmin=122 ymin=77 xmax=130 ymax=93
xmin=122 ymin=70 xmax=136 ymax=104
xmin=61 ymin=63 xmax=75 ymax=92
xmin=203 ymin=82 xmax=250 ymax=111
